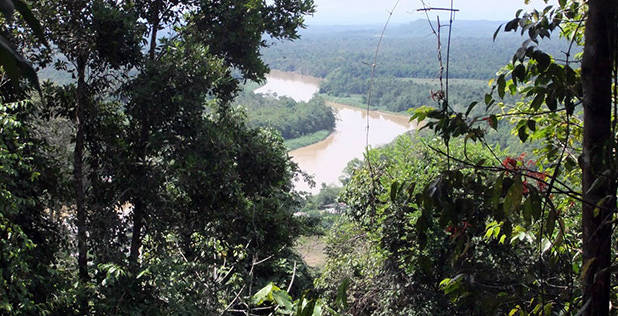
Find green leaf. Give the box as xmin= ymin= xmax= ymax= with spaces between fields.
xmin=272 ymin=289 xmax=293 ymax=311
xmin=252 ymin=282 xmax=275 ymax=305
xmin=136 ymin=268 xmax=150 ymax=279
xmin=390 ymin=181 xmax=399 ymax=201
xmin=530 ymin=92 xmax=544 ymax=110
xmin=312 ymin=301 xmax=324 ymax=316
xmin=504 ymin=18 xmax=520 ymax=32
xmin=518 ymin=125 xmax=528 ymax=142
xmin=527 ymin=119 xmax=536 ymax=131
xmin=439 ymin=278 xmax=452 ymax=287
xmin=504 ymin=177 xmax=523 ymax=216
xmin=300 ymin=299 xmax=317 ymax=316
xmin=513 ymin=64 xmax=526 ymax=83
xmin=497 ymin=74 xmax=506 ymax=99
xmin=336 ymin=278 xmax=350 ymax=309
xmin=410 ymin=105 xmax=437 ymax=123
xmin=465 ymin=101 xmax=478 ymax=116
xmin=493 ymin=24 xmax=503 ymax=41
xmin=484 ymin=93 xmax=493 ymax=106
xmin=533 ymin=50 xmax=551 ymax=71
xmin=491 ymin=176 xmax=504 ymax=209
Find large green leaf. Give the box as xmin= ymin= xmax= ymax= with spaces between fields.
xmin=252 ymin=282 xmax=276 ymax=305
xmin=272 ymin=289 xmax=293 ymax=312
xmin=0 ymin=0 xmax=44 ymax=90
xmin=0 ymin=34 xmax=39 ymax=89
xmin=12 ymin=0 xmax=48 ymax=46
xmin=504 ymin=177 xmax=523 ymax=216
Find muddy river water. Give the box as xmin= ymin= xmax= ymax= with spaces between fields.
xmin=255 ymin=70 xmax=414 ymax=194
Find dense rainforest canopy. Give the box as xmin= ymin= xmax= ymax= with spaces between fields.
xmin=1 ymin=0 xmax=618 ymax=315
xmin=1 ymin=0 xmax=318 ymax=314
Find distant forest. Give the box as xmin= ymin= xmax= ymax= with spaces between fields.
xmin=262 ymin=21 xmax=574 ymax=113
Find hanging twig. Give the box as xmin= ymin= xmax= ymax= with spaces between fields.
xmin=364 ymin=0 xmax=401 ymax=219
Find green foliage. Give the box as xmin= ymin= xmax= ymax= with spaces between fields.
xmin=0 ymin=100 xmax=65 ymax=314
xmin=299 ymin=184 xmax=343 ymax=231
xmin=326 ymin=134 xmax=580 ymax=314
xmin=0 ymin=0 xmax=46 ymax=89
xmin=315 ymin=219 xmax=384 ymax=315
xmin=3 ymin=0 xmax=606 ymax=314
xmin=251 ymin=279 xmax=348 ymax=315
xmin=192 ymin=0 xmax=315 ymax=82
xmin=284 ymin=129 xmax=331 ymax=151
xmin=321 ymin=76 xmax=489 ymax=113
xmin=0 ymin=0 xmax=318 ymax=314
xmin=262 ymin=25 xmax=569 ymax=81
xmin=235 ymin=89 xmax=336 ymax=140
xmin=261 ymin=24 xmax=573 ymax=115
xmin=405 ymin=1 xmax=617 ymax=313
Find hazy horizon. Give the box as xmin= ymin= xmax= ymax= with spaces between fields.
xmin=306 ymin=0 xmax=557 ymax=25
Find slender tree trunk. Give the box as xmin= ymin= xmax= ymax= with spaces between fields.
xmin=74 ymin=57 xmax=89 ymax=313
xmin=129 ymin=198 xmax=145 ymax=271
xmin=128 ymin=124 xmax=149 ymax=272
xmin=128 ymin=19 xmax=160 ymax=272
xmin=581 ymin=0 xmax=616 ymax=315
xmin=149 ymin=22 xmax=159 ymax=60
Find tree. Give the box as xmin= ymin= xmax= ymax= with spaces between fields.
xmin=120 ymin=0 xmax=315 ymax=280
xmin=1 ymin=0 xmax=317 ymax=313
xmin=410 ymin=0 xmax=617 ymax=313
xmin=34 ymin=2 xmax=143 ymax=312
xmin=580 ymin=1 xmax=616 ymax=314
xmin=0 ymin=99 xmax=66 ymax=314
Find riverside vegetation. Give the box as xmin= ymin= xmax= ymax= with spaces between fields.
xmin=1 ymin=0 xmax=617 ymax=315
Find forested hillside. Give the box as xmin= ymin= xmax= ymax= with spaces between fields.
xmin=262 ymin=22 xmax=571 ymax=113
xmin=0 ymin=0 xmax=319 ymax=314
xmin=2 ymin=0 xmax=618 ymax=315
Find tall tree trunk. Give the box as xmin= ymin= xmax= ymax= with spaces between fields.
xmin=129 ymin=198 xmax=144 ymax=271
xmin=128 ymin=125 xmax=148 ymax=272
xmin=149 ymin=22 xmax=159 ymax=60
xmin=74 ymin=57 xmax=89 ymax=314
xmin=581 ymin=0 xmax=616 ymax=315
xmin=128 ymin=18 xmax=160 ymax=273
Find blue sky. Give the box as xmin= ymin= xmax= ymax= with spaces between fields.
xmin=306 ymin=0 xmax=557 ymax=25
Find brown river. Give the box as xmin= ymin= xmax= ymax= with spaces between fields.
xmin=256 ymin=70 xmax=414 ymax=194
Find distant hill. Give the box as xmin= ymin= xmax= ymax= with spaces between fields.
xmin=298 ymin=20 xmax=517 ymax=39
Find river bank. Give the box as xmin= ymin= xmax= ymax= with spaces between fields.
xmin=284 ymin=129 xmax=332 ymax=151
xmin=254 ymin=70 xmax=416 ymax=193
xmin=283 ymin=101 xmax=413 ymax=151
